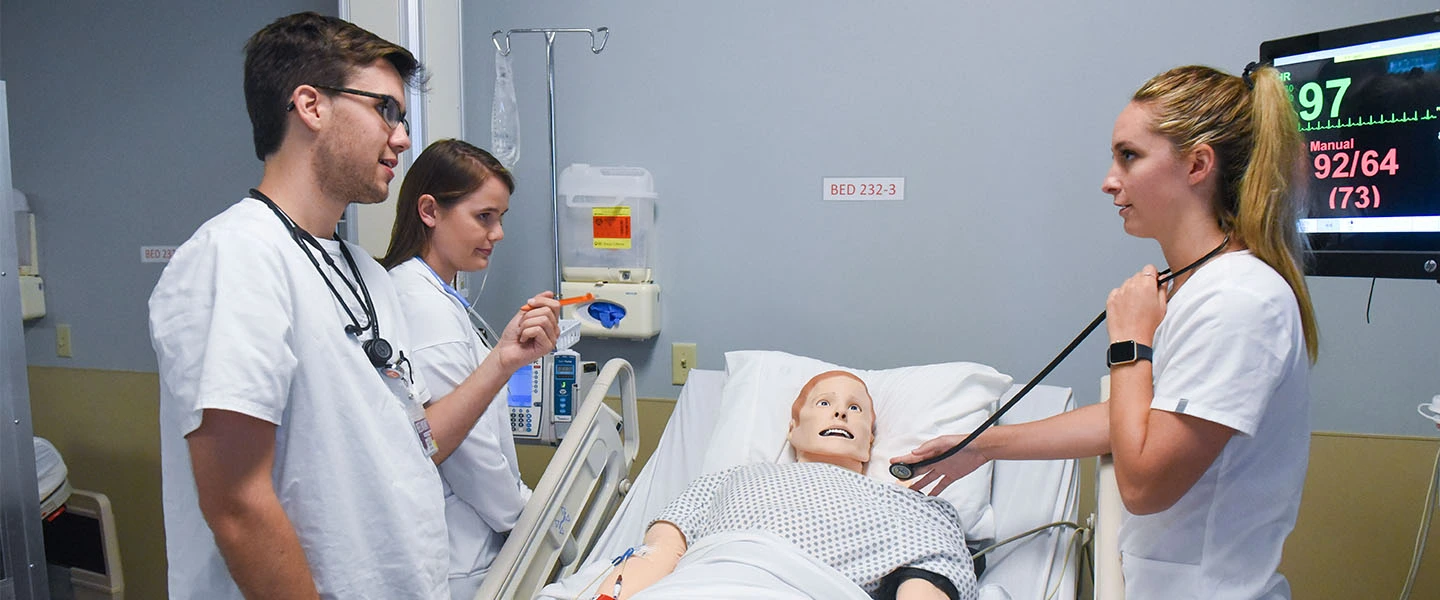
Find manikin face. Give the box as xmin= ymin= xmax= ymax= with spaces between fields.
xmin=421 ymin=176 xmax=510 ymax=275
xmin=314 ymin=59 xmax=412 ymax=205
xmin=1100 ymin=102 xmax=1195 ymax=240
xmin=788 ymin=374 xmax=875 ymax=472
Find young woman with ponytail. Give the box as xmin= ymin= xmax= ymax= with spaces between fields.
xmin=896 ymin=64 xmax=1316 ymax=598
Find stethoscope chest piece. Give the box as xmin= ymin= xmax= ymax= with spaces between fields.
xmin=889 ymin=463 xmax=914 ymax=480
xmin=363 ymin=337 xmax=393 ymax=369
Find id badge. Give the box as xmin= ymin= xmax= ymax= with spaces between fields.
xmin=382 ymin=364 xmax=439 ymax=458
xmin=405 ymin=399 xmax=439 ymax=458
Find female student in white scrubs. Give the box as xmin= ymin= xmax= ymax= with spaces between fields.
xmin=381 ymin=139 xmax=530 ymax=600
xmin=896 ymin=64 xmax=1318 ymax=599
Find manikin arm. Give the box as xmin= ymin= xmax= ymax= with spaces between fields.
xmin=595 ymin=521 xmax=688 ymax=599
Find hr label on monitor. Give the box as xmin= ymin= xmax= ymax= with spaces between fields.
xmin=823 ymin=177 xmax=905 ymax=201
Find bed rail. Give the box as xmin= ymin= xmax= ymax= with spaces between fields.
xmin=476 ymin=358 xmax=640 ymax=600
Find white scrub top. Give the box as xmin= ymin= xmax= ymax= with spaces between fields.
xmin=1119 ymin=251 xmax=1310 ymax=599
xmin=149 ymin=198 xmax=448 ymax=600
xmin=391 ymin=257 xmax=532 ymax=599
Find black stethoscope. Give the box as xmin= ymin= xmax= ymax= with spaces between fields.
xmin=251 ymin=189 xmax=397 ymax=370
xmin=889 ymin=235 xmax=1232 ymax=481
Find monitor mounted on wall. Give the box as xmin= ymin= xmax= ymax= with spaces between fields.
xmin=1261 ymin=12 xmax=1440 ymax=280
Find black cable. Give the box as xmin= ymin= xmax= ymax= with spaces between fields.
xmin=1365 ymin=277 xmax=1376 ymax=324
xmin=890 ymin=236 xmax=1231 ymax=481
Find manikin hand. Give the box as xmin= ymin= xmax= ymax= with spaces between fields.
xmin=493 ymin=292 xmax=560 ymax=373
xmin=892 ymin=434 xmax=990 ymax=497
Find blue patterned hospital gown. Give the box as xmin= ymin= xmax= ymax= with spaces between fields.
xmin=653 ymin=462 xmax=978 ymax=599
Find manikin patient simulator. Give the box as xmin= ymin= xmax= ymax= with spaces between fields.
xmin=587 ymin=371 xmax=979 ymax=600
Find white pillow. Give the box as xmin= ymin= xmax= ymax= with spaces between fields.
xmin=701 ymin=350 xmax=1013 ymax=542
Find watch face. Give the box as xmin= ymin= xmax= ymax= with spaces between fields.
xmin=1108 ymin=341 xmax=1135 ymax=365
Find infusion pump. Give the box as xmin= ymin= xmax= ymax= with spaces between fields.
xmin=508 ymin=349 xmax=598 ymax=445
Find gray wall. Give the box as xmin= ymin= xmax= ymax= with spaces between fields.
xmin=8 ymin=2 xmax=330 ymax=366
xmin=467 ymin=0 xmax=1440 ymax=437
xmin=8 ymin=1 xmax=1438 ymax=437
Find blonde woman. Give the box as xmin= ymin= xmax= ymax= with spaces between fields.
xmin=897 ymin=64 xmax=1317 ymax=599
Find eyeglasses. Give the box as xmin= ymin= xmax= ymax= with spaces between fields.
xmin=312 ymin=84 xmax=410 ymax=134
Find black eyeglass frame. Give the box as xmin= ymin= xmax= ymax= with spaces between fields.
xmin=306 ymin=84 xmax=410 ymax=134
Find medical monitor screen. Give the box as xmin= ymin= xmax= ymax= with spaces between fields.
xmin=1261 ymin=12 xmax=1440 ymax=279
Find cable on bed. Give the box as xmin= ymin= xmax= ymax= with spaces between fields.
xmin=969 ymin=520 xmax=1090 ymax=600
xmin=970 ymin=520 xmax=1086 ymax=561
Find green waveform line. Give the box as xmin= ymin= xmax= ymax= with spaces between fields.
xmin=1300 ymin=109 xmax=1436 ymax=132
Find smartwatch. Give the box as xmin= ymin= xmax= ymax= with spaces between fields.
xmin=1106 ymin=340 xmax=1153 ymax=368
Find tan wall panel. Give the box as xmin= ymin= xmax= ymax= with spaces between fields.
xmin=27 ymin=366 xmax=165 ymax=600
xmin=1282 ymin=432 xmax=1440 ymax=598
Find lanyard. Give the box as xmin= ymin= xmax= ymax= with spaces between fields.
xmin=413 ymin=257 xmax=499 ymax=348
xmin=414 ymin=256 xmax=471 ymax=309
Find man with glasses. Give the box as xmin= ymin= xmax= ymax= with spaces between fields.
xmin=148 ymin=12 xmax=560 ymax=599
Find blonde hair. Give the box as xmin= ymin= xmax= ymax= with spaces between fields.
xmin=1133 ymin=65 xmax=1318 ymax=362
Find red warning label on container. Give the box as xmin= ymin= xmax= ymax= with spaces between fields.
xmin=592 ymin=206 xmax=632 ymax=249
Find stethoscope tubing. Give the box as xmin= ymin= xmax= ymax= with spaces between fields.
xmin=889 ymin=236 xmax=1231 ymax=481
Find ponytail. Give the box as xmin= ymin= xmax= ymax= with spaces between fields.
xmin=1133 ymin=65 xmax=1318 ymax=362
xmin=1238 ymin=66 xmax=1319 ymax=363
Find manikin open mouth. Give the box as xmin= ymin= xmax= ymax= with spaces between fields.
xmin=820 ymin=428 xmax=854 ymax=439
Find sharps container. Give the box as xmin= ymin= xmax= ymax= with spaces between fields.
xmin=557 ymin=164 xmax=662 ymax=339
xmin=558 ymin=164 xmax=657 ymax=283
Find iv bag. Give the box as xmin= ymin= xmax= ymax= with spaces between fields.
xmin=491 ymin=49 xmax=520 ymax=168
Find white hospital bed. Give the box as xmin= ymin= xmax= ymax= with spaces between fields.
xmin=481 ymin=360 xmax=1082 ymax=599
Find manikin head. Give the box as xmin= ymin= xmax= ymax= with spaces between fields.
xmin=787 ymin=371 xmax=876 ymax=474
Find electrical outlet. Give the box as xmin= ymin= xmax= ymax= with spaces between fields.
xmin=56 ymin=324 xmax=73 ymax=358
xmin=672 ymin=342 xmax=697 ymax=385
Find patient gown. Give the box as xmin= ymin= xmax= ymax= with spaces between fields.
xmin=653 ymin=462 xmax=978 ymax=599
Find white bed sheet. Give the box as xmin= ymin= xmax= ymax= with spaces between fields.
xmin=539 ymin=369 xmax=1078 ymax=600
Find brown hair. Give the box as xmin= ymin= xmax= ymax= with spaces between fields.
xmin=380 ymin=139 xmax=515 ymax=270
xmin=1133 ymin=65 xmax=1319 ymax=362
xmin=790 ymin=371 xmax=872 ymax=422
xmin=243 ymin=11 xmax=426 ymax=161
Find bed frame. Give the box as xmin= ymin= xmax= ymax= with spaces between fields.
xmin=476 ymin=358 xmax=639 ymax=600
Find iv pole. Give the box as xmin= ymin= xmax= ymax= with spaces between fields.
xmin=492 ymin=27 xmax=610 ymax=298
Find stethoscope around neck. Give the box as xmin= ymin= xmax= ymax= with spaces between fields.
xmin=250 ymin=189 xmax=396 ymax=370
xmin=889 ymin=235 xmax=1232 ymax=481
